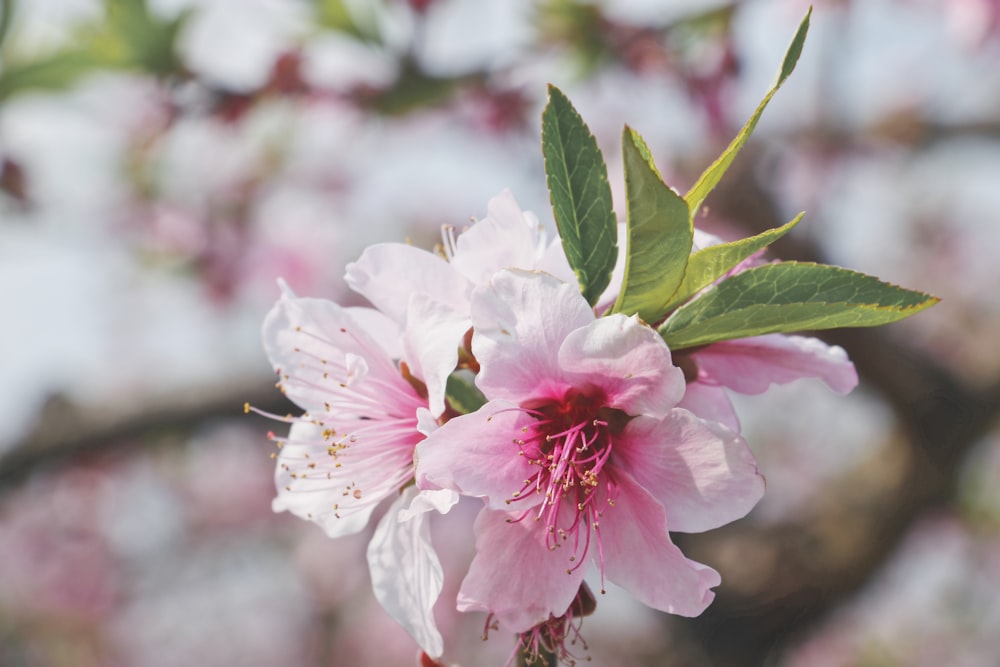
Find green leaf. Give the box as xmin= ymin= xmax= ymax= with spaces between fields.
xmin=684 ymin=8 xmax=811 ymax=217
xmin=0 ymin=0 xmax=14 ymax=52
xmin=660 ymin=212 xmax=804 ymax=313
xmin=610 ymin=126 xmax=692 ymax=321
xmin=0 ymin=50 xmax=104 ymax=102
xmin=105 ymin=0 xmax=190 ymax=76
xmin=658 ymin=261 xmax=939 ymax=350
xmin=311 ymin=0 xmax=380 ymax=43
xmin=445 ymin=372 xmax=487 ymax=415
xmin=363 ymin=59 xmax=462 ymax=116
xmin=542 ymin=84 xmax=617 ymax=306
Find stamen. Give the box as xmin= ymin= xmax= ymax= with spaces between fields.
xmin=504 ymin=388 xmax=622 ymax=579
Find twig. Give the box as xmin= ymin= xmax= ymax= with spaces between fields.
xmin=0 ymin=374 xmax=294 ymax=491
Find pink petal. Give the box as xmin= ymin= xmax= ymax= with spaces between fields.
xmin=471 ymin=270 xmax=595 ymax=403
xmin=403 ymin=294 xmax=470 ymax=418
xmin=415 ymin=400 xmax=539 ymax=510
xmin=692 ymin=334 xmax=858 ymax=395
xmin=345 ymin=243 xmax=472 ymax=325
xmin=613 ymin=412 xmax=764 ymax=533
xmin=599 ymin=471 xmax=721 ymax=617
xmin=457 ymin=508 xmax=587 ymax=632
xmin=676 ymin=382 xmax=740 ymax=432
xmin=262 ymin=295 xmax=415 ymax=417
xmin=558 ymin=313 xmax=685 ymax=418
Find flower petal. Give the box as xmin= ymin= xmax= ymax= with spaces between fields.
xmin=613 ymin=412 xmax=764 ymax=533
xmin=693 ymin=334 xmax=858 ymax=395
xmin=536 ymin=236 xmax=577 ymax=285
xmin=471 ymin=270 xmax=594 ymax=402
xmin=262 ymin=294 xmax=416 ymax=417
xmin=368 ymin=487 xmax=446 ymax=658
xmin=346 ymin=243 xmax=472 ymax=325
xmin=345 ymin=306 xmax=403 ymax=359
xmin=599 ymin=471 xmax=721 ymax=617
xmin=448 ymin=189 xmax=546 ymax=285
xmin=676 ymin=382 xmax=740 ymax=432
xmin=558 ymin=313 xmax=685 ymax=418
xmin=456 ymin=508 xmax=586 ymax=633
xmin=403 ymin=294 xmax=470 ymax=418
xmin=272 ymin=421 xmax=414 ymax=538
xmin=415 ymin=400 xmax=539 ymax=510
xmin=398 ymin=488 xmax=461 ymax=522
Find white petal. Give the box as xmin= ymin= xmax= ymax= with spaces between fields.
xmin=345 ymin=306 xmax=403 ymax=359
xmin=449 ymin=189 xmax=543 ymax=285
xmin=415 ymin=407 xmax=439 ymax=437
xmin=367 ymin=487 xmax=447 ymax=658
xmin=272 ymin=421 xmax=414 ymax=538
xmin=346 ymin=243 xmax=471 ymax=325
xmin=403 ymin=294 xmax=470 ymax=418
xmin=398 ymin=488 xmax=460 ymax=522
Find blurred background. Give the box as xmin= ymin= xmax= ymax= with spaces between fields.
xmin=2 ymin=0 xmax=999 ymax=665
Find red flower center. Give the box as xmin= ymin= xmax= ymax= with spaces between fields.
xmin=506 ymin=387 xmax=626 ymax=574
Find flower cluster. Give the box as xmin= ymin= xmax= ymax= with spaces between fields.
xmin=254 ymin=189 xmax=858 ymax=663
xmin=254 ymin=17 xmax=937 ymax=662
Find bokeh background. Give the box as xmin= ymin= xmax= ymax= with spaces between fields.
xmin=2 ymin=0 xmax=999 ymax=665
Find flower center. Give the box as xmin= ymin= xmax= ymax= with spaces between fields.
xmin=507 ymin=387 xmax=624 ymax=573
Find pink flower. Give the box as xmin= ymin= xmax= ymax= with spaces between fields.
xmin=414 ymin=270 xmax=765 ymax=633
xmin=260 ymin=289 xmax=426 ymax=533
xmin=257 ymin=284 xmax=454 ymax=656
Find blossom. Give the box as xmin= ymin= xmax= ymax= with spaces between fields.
xmin=255 ymin=284 xmax=453 ymax=656
xmin=415 ymin=270 xmax=765 ymax=634
xmin=674 ymin=230 xmax=858 ymax=430
xmin=345 ymin=189 xmax=573 ymax=416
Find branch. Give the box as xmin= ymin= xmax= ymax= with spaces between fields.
xmin=664 ymin=147 xmax=1000 ymax=665
xmin=0 ymin=375 xmax=294 ymax=492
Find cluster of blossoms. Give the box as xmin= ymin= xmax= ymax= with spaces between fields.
xmin=253 ymin=189 xmax=858 ymax=664
xmin=251 ymin=14 xmax=940 ymax=663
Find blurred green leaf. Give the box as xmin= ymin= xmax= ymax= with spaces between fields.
xmin=684 ymin=8 xmax=811 ymax=217
xmin=0 ymin=0 xmax=189 ymax=102
xmin=658 ymin=261 xmax=939 ymax=349
xmin=660 ymin=212 xmax=804 ymax=313
xmin=445 ymin=372 xmax=487 ymax=415
xmin=311 ymin=0 xmax=380 ymax=42
xmin=361 ymin=60 xmax=466 ymax=115
xmin=534 ymin=0 xmax=609 ymax=73
xmin=0 ymin=50 xmax=104 ymax=102
xmin=102 ymin=0 xmax=190 ymax=76
xmin=542 ymin=84 xmax=617 ymax=306
xmin=0 ymin=0 xmax=14 ymax=52
xmin=610 ymin=126 xmax=691 ymax=321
